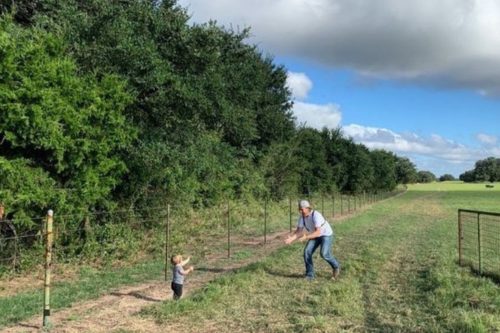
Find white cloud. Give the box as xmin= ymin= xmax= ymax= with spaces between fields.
xmin=476 ymin=133 xmax=498 ymax=145
xmin=343 ymin=124 xmax=479 ymax=161
xmin=179 ymin=0 xmax=500 ymax=95
xmin=342 ymin=123 xmax=500 ymax=176
xmin=175 ymin=1 xmax=500 ymax=175
xmin=286 ymin=72 xmax=313 ymax=100
xmin=293 ymin=102 xmax=342 ymax=129
xmin=287 ymin=117 xmax=497 ymax=176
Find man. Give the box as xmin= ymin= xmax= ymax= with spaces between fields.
xmin=285 ymin=199 xmax=340 ymax=280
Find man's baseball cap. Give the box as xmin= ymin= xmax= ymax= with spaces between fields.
xmin=298 ymin=200 xmax=311 ymax=209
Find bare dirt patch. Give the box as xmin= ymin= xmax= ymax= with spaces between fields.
xmin=1 ymin=231 xmax=290 ymax=333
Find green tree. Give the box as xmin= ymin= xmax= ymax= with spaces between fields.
xmin=417 ymin=171 xmax=436 ymax=183
xmin=395 ymin=157 xmax=418 ymax=184
xmin=321 ymin=128 xmax=347 ymax=193
xmin=342 ymin=143 xmax=374 ymax=193
xmin=293 ymin=128 xmax=332 ymax=195
xmin=439 ymin=174 xmax=455 ymax=181
xmin=474 ymin=157 xmax=499 ymax=182
xmin=0 ymin=17 xmax=135 ymax=221
xmin=459 ymin=170 xmax=476 ymax=182
xmin=370 ymin=150 xmax=397 ymax=191
xmin=32 ymin=0 xmax=295 ymax=206
xmin=260 ymin=141 xmax=300 ymax=199
xmin=0 ymin=0 xmax=42 ymax=25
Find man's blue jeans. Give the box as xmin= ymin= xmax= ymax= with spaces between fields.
xmin=304 ymin=235 xmax=340 ymax=278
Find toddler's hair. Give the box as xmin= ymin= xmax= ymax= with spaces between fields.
xmin=171 ymin=254 xmax=182 ymax=265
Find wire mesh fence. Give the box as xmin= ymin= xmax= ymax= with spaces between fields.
xmin=0 ymin=190 xmax=403 ymax=275
xmin=0 ymin=189 xmax=405 ymax=328
xmin=458 ymin=209 xmax=500 ymax=280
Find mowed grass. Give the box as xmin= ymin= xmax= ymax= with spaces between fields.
xmin=409 ymin=181 xmax=500 ymax=192
xmin=144 ymin=188 xmax=500 ymax=332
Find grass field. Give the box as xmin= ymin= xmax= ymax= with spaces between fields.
xmin=409 ymin=181 xmax=500 ymax=191
xmin=1 ymin=184 xmax=500 ymax=332
xmin=144 ymin=186 xmax=500 ymax=332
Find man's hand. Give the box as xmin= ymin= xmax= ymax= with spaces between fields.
xmin=284 ymin=235 xmax=295 ymax=244
xmin=298 ymin=234 xmax=308 ymax=242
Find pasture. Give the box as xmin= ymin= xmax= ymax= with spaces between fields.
xmin=1 ymin=184 xmax=500 ymax=332
xmin=146 ymin=185 xmax=500 ymax=332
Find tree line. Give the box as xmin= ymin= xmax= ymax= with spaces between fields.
xmin=1 ymin=0 xmax=422 ymax=236
xmin=459 ymin=157 xmax=500 ymax=182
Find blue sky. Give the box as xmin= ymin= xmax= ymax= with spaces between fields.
xmin=178 ymin=0 xmax=500 ymax=177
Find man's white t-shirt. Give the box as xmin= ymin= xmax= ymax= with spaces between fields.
xmin=297 ymin=210 xmax=333 ymax=236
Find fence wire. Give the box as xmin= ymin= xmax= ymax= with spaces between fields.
xmin=459 ymin=209 xmax=500 ymax=280
xmin=1 ymin=190 xmax=401 ymax=273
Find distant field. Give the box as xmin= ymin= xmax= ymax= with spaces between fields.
xmin=408 ymin=181 xmax=500 ymax=191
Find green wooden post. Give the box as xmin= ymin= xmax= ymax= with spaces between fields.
xmin=43 ymin=210 xmax=54 ymax=327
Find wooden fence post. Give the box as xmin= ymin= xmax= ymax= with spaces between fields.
xmin=43 ymin=209 xmax=54 ymax=327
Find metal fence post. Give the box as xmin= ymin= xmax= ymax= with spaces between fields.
xmin=165 ymin=203 xmax=170 ymax=282
xmin=227 ymin=200 xmax=231 ymax=258
xmin=264 ymin=198 xmax=268 ymax=244
xmin=477 ymin=212 xmax=482 ymax=274
xmin=458 ymin=210 xmax=463 ymax=266
xmin=332 ymin=194 xmax=335 ymax=218
xmin=43 ymin=210 xmax=54 ymax=327
xmin=289 ymin=197 xmax=292 ymax=232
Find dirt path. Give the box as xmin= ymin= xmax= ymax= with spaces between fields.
xmin=1 ymin=231 xmax=291 ymax=333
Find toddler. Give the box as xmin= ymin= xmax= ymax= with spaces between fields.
xmin=171 ymin=254 xmax=194 ymax=300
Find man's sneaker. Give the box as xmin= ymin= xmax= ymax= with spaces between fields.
xmin=332 ymin=268 xmax=340 ymax=280
xmin=305 ymin=276 xmax=315 ymax=281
